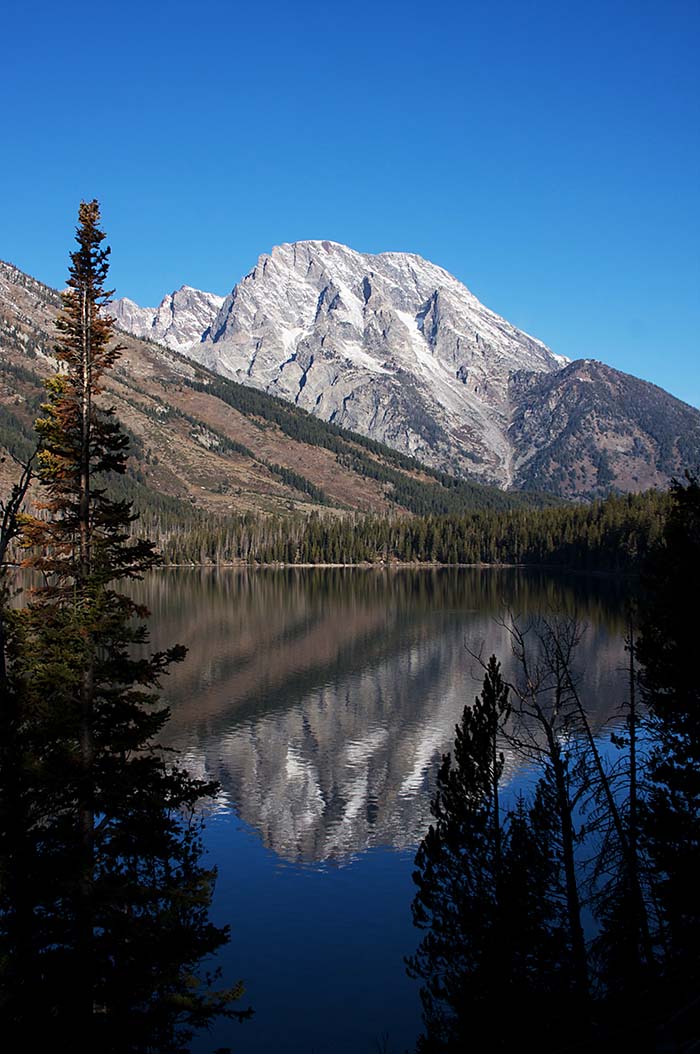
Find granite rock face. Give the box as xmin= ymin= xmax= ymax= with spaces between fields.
xmin=109 ymin=285 xmax=224 ymax=355
xmin=108 ymin=242 xmax=700 ymax=497
xmin=189 ymin=241 xmax=563 ymax=484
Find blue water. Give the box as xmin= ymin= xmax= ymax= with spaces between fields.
xmin=201 ymin=815 xmax=421 ymax=1053
xmin=131 ymin=568 xmax=630 ymax=1053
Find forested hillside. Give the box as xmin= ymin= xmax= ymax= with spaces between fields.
xmin=0 ymin=259 xmax=554 ymax=520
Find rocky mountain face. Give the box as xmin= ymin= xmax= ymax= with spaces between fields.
xmin=110 ymin=240 xmax=700 ymax=499
xmin=1 ymin=259 xmax=532 ymax=519
xmin=508 ymin=359 xmax=700 ymax=497
xmin=109 ymin=285 xmax=224 ymax=354
xmin=4 ymin=243 xmax=699 ymax=503
xmin=192 ymin=241 xmax=562 ymax=485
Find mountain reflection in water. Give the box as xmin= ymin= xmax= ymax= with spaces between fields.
xmin=131 ymin=568 xmax=631 ymax=865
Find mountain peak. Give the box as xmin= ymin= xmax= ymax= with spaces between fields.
xmin=110 ymin=284 xmax=224 ymax=353
xmin=110 ymin=240 xmax=562 ymax=484
xmin=101 ymin=240 xmax=700 ymax=497
xmin=2 ymin=250 xmax=699 ymax=501
xmin=182 ymin=240 xmax=560 ymax=485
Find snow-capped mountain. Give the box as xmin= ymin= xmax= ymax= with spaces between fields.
xmin=110 ymin=241 xmax=700 ymax=497
xmin=194 ymin=241 xmax=566 ymax=484
xmin=114 ymin=241 xmax=565 ymax=484
xmin=109 ymin=285 xmax=223 ymax=355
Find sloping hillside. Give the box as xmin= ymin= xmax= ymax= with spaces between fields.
xmin=110 ymin=240 xmax=700 ymax=498
xmin=0 ymin=260 xmax=549 ymax=523
xmin=509 ymin=360 xmax=700 ymax=499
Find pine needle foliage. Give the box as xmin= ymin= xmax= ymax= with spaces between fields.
xmin=1 ymin=201 xmax=243 ymax=1051
xmin=21 ymin=199 xmax=157 ymax=590
xmin=407 ymin=657 xmax=511 ymax=1050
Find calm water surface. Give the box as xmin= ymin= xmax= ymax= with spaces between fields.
xmin=131 ymin=568 xmax=632 ymax=1054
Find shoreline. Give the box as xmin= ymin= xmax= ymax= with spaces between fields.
xmin=155 ymin=561 xmax=631 ymax=578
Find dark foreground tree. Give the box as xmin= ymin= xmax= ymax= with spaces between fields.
xmin=409 ymin=512 xmax=700 ymax=1050
xmin=409 ymin=608 xmax=687 ymax=1052
xmin=407 ymin=657 xmax=509 ymax=1049
xmin=637 ymin=471 xmax=700 ymax=1042
xmin=0 ymin=454 xmax=35 ymax=1028
xmin=409 ymin=656 xmax=571 ymax=1050
xmin=0 ymin=201 xmax=245 ymax=1051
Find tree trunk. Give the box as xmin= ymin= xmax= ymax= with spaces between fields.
xmin=76 ymin=282 xmax=95 ymax=1039
xmin=545 ymin=728 xmax=590 ymax=1014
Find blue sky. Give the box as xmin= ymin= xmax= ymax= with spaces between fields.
xmin=3 ymin=0 xmax=699 ymax=406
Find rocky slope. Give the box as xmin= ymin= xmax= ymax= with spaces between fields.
xmin=192 ymin=240 xmax=561 ymax=485
xmin=0 ymin=259 xmax=539 ymax=521
xmin=110 ymin=285 xmax=224 ymax=354
xmin=508 ymin=359 xmax=700 ymax=498
xmin=111 ymin=240 xmax=700 ymax=499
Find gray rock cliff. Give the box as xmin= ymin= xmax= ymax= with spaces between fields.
xmin=110 ymin=241 xmax=700 ymax=497
xmin=191 ymin=241 xmax=563 ymax=484
xmin=110 ymin=285 xmax=223 ymax=355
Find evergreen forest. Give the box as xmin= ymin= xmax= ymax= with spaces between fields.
xmin=137 ymin=487 xmax=668 ymax=572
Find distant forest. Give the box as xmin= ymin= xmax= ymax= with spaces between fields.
xmin=130 ymin=487 xmax=669 ymax=573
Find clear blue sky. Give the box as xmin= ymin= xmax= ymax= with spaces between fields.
xmin=3 ymin=0 xmax=699 ymax=406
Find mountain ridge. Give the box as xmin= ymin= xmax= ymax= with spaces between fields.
xmin=0 ymin=257 xmax=554 ymax=523
xmin=107 ymin=240 xmax=700 ymax=499
xmin=193 ymin=240 xmax=560 ymax=487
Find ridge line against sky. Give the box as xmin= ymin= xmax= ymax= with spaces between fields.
xmin=3 ymin=0 xmax=699 ymax=408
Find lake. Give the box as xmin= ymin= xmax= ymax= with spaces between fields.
xmin=130 ymin=567 xmax=633 ymax=1054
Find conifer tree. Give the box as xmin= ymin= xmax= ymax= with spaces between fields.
xmin=496 ymin=782 xmax=572 ymax=1042
xmin=0 ymin=455 xmax=35 ymax=1025
xmin=408 ymin=656 xmax=579 ymax=1052
xmin=407 ymin=656 xmax=511 ymax=1051
xmin=4 ymin=201 xmax=242 ymax=1050
xmin=637 ymin=471 xmax=700 ymax=1034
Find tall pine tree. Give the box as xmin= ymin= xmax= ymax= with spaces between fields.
xmin=407 ymin=656 xmax=511 ymax=1051
xmin=4 ymin=201 xmax=243 ymax=1051
xmin=637 ymin=472 xmax=700 ymax=1039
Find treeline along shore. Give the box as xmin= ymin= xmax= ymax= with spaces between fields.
xmin=132 ymin=487 xmax=670 ymax=572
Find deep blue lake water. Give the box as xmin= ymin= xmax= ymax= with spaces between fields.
xmin=131 ymin=567 xmax=632 ymax=1054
